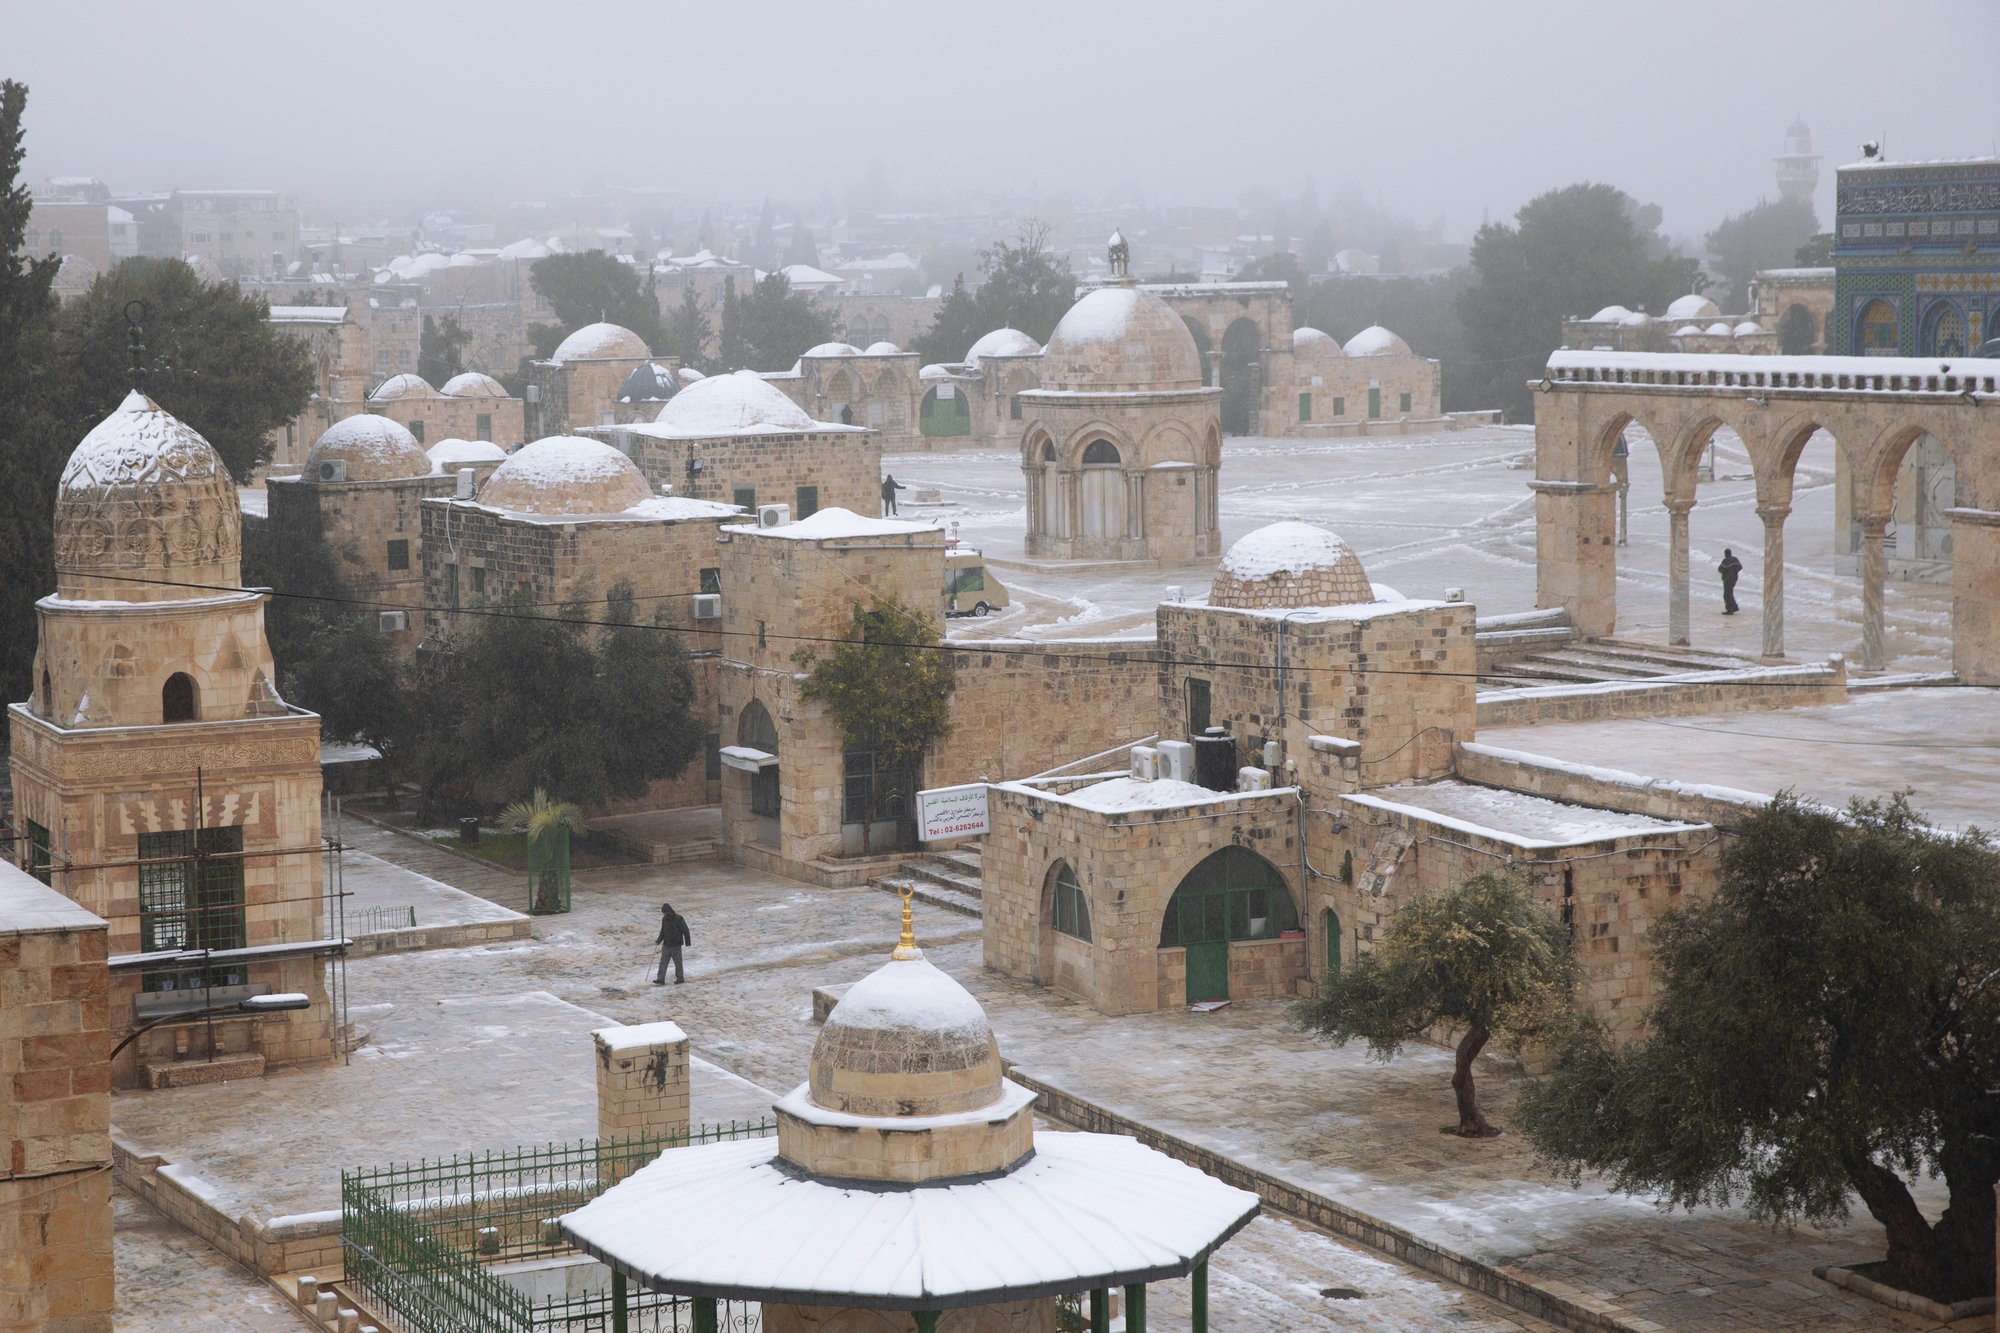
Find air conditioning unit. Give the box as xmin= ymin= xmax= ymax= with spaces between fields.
xmin=318 ymin=459 xmax=347 ymax=483
xmin=1129 ymin=745 xmax=1158 ymax=782
xmin=757 ymin=503 xmax=791 ymax=529
xmin=691 ymin=594 xmax=721 ymax=620
xmin=1163 ymin=585 xmax=1183 ymax=603
xmin=1155 ymin=739 xmax=1194 ymax=784
xmin=454 ymin=467 xmax=476 ymax=499
xmin=1238 ymin=766 xmax=1273 ymax=793
xmin=376 ymin=610 xmax=408 ymax=633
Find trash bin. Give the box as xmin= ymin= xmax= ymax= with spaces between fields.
xmin=458 ymin=817 xmax=481 ymax=846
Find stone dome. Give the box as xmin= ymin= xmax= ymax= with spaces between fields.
xmin=1666 ymin=293 xmax=1721 ymax=321
xmin=305 ymin=415 xmax=432 ymax=482
xmin=964 ymin=327 xmax=1042 ymax=366
xmin=53 ymin=391 xmax=242 ymax=600
xmin=808 ymin=954 xmax=1002 ymax=1118
xmin=1705 ymin=321 xmax=1733 ymax=336
xmin=802 ymin=341 xmax=861 ymax=358
xmin=1587 ymin=305 xmax=1634 ymax=323
xmin=477 ymin=436 xmax=653 ymax=514
xmin=550 ymin=321 xmax=650 ymax=364
xmin=651 ymin=369 xmax=817 ymax=435
xmin=1342 ymin=325 xmax=1413 ymax=358
xmin=439 ymin=371 xmax=508 ymax=398
xmin=616 ymin=362 xmax=679 ymax=404
xmin=368 ymin=372 xmax=438 ymax=402
xmin=1210 ymin=521 xmax=1373 ymax=610
xmin=427 ymin=439 xmax=509 ymax=469
xmin=1292 ymin=327 xmax=1345 ymax=371
xmin=1039 ymin=287 xmax=1204 ymax=392
xmin=863 ymin=340 xmax=902 ymax=355
xmin=1733 ymin=320 xmax=1766 ymax=337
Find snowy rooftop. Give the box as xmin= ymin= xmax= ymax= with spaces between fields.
xmin=267 ymin=305 xmax=347 ymax=324
xmin=1292 ymin=327 xmax=1342 ymax=355
xmin=1015 ymin=776 xmax=1293 ymax=815
xmin=595 ymin=1020 xmax=687 ymax=1054
xmin=721 ymin=507 xmax=943 ymax=542
xmin=427 ymin=439 xmax=508 ymax=468
xmin=369 ymin=372 xmax=438 ymax=402
xmin=1664 ymin=293 xmax=1720 ymax=320
xmin=636 ymin=370 xmax=841 ymax=437
xmin=823 ymin=955 xmax=988 ymax=1045
xmin=560 ymin=1131 xmax=1258 ymax=1309
xmin=1343 ymin=780 xmax=1704 ymax=850
xmin=1546 ymin=348 xmax=2000 ymax=390
xmin=1342 ymin=325 xmax=1413 ymax=357
xmin=1217 ymin=520 xmax=1366 ymax=583
xmin=964 ymin=327 xmax=1042 ymax=365
xmin=308 ymin=414 xmax=430 ymax=480
xmin=801 ymin=341 xmax=862 ymax=358
xmin=439 ymin=371 xmax=508 ymax=398
xmin=551 ymin=322 xmax=650 ymax=364
xmin=780 ymin=263 xmax=844 ymax=286
xmin=477 ymin=435 xmax=653 ymax=514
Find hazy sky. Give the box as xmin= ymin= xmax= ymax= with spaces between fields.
xmin=11 ymin=0 xmax=1997 ymax=240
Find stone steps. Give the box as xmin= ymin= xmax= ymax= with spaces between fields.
xmin=871 ymin=872 xmax=983 ymax=919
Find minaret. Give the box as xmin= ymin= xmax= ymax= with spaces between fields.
xmin=1775 ymin=115 xmax=1821 ymax=207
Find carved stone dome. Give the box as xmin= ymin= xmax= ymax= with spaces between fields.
xmin=477 ymin=436 xmax=652 ymax=514
xmin=306 ymin=414 xmax=432 ymax=482
xmin=1210 ymin=521 xmax=1373 ymax=610
xmin=807 ymin=954 xmax=1002 ymax=1118
xmin=1038 ymin=287 xmax=1204 ymax=392
xmin=54 ymin=391 xmax=242 ymax=600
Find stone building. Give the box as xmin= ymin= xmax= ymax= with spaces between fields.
xmin=263 ymin=304 xmax=367 ymax=473
xmin=716 ymin=509 xmax=947 ymax=881
xmin=1562 ymin=294 xmax=1776 ymax=357
xmin=365 ymin=370 xmax=525 ymax=448
xmin=918 ymin=328 xmax=1045 ymax=449
xmin=765 ymin=340 xmax=922 ymax=449
xmin=980 ymin=520 xmax=1720 ymax=1033
xmin=1020 ymin=237 xmax=1223 ymax=562
xmin=527 ymin=321 xmax=658 ymax=436
xmin=420 ymin=437 xmax=742 ymax=810
xmin=265 ymin=414 xmax=453 ymax=649
xmin=161 ymin=189 xmax=298 ymax=279
xmin=824 ymin=290 xmax=944 ymax=351
xmin=1831 ymin=153 xmax=1999 ymax=356
xmin=592 ymin=369 xmax=880 ymax=519
xmin=1289 ymin=325 xmax=1445 ymax=433
xmin=9 ymin=393 xmax=335 ymax=1089
xmin=1751 ymin=267 xmax=1835 ymax=354
xmin=561 ymin=903 xmax=1257 ymax=1331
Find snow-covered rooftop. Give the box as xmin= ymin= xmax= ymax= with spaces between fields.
xmin=801 ymin=341 xmax=861 ymax=358
xmin=427 ymin=439 xmax=508 ymax=468
xmin=1292 ymin=327 xmax=1342 ymax=355
xmin=1342 ymin=325 xmax=1413 ymax=357
xmin=308 ymin=414 xmax=431 ymax=481
xmin=1217 ymin=520 xmax=1365 ymax=584
xmin=1664 ymin=293 xmax=1720 ymax=320
xmin=477 ymin=435 xmax=653 ymax=515
xmin=267 ymin=305 xmax=347 ymax=324
xmin=780 ymin=263 xmax=844 ymax=287
xmin=368 ymin=372 xmax=438 ymax=402
xmin=722 ymin=507 xmax=943 ymax=542
xmin=439 ymin=371 xmax=508 ymax=398
xmin=964 ymin=327 xmax=1042 ymax=366
xmin=1343 ymin=780 xmax=1706 ymax=850
xmin=638 ymin=369 xmax=829 ymax=437
xmin=550 ymin=322 xmax=650 ymax=364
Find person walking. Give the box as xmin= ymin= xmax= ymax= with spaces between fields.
xmin=1718 ymin=548 xmax=1743 ymax=615
xmin=880 ymin=473 xmax=906 ymax=515
xmin=653 ymin=902 xmax=691 ymax=985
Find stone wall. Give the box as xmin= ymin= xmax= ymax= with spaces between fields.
xmin=1019 ymin=388 xmax=1221 ymax=563
xmin=1452 ymin=741 xmax=1770 ymax=829
xmin=1156 ymin=600 xmax=1476 ymax=791
xmin=606 ymin=426 xmax=882 ymax=520
xmin=1296 ymin=356 xmax=1443 ymax=434
xmin=593 ymin=1021 xmax=690 ymax=1185
xmin=927 ymin=642 xmax=1160 ymax=787
xmin=269 ymin=473 xmax=454 ymax=649
xmin=371 ymin=394 xmax=525 ymax=449
xmin=981 ymin=780 xmax=1301 ymax=1015
xmin=1475 ymin=658 xmax=1846 ymax=727
xmin=0 ymin=864 xmax=112 ymax=1333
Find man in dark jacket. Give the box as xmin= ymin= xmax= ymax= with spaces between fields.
xmin=1718 ymin=548 xmax=1743 ymax=614
xmin=881 ymin=474 xmax=906 ymax=515
xmin=653 ymin=903 xmax=692 ymax=985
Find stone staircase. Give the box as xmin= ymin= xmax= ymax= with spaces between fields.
xmin=870 ymin=846 xmax=984 ymax=919
xmin=1480 ymin=638 xmax=1758 ymax=690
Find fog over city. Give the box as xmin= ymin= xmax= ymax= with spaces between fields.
xmin=12 ymin=0 xmax=1996 ymax=237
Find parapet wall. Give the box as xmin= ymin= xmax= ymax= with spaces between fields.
xmin=1475 ymin=658 xmax=1846 ymax=727
xmin=1452 ymin=741 xmax=1771 ymax=829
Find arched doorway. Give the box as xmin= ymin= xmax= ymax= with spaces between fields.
xmin=1078 ymin=438 xmax=1124 ymax=541
xmin=1857 ymin=298 xmax=1899 ymax=355
xmin=1219 ymin=318 xmax=1263 ymax=435
xmin=162 ymin=672 xmax=198 ymax=724
xmin=918 ymin=384 xmax=970 ymax=438
xmin=738 ymin=700 xmax=780 ymax=847
xmin=1923 ymin=302 xmax=1967 ymax=357
xmin=1158 ymin=846 xmax=1298 ymax=1003
xmin=1181 ymin=317 xmax=1214 ymax=387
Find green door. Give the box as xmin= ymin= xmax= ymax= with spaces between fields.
xmin=1322 ymin=907 xmax=1340 ymax=977
xmin=1367 ymin=385 xmax=1382 ymax=419
xmin=1186 ymin=940 xmax=1229 ymax=1003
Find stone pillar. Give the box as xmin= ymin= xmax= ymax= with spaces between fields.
xmin=593 ymin=1021 xmax=690 ymax=1171
xmin=1758 ymin=505 xmax=1790 ymax=660
xmin=1858 ymin=513 xmax=1889 ymax=671
xmin=1665 ymin=497 xmax=1694 ymax=647
xmin=1126 ymin=472 xmax=1145 ymax=543
xmin=1950 ymin=507 xmax=2000 ymax=685
xmin=1530 ymin=480 xmax=1617 ymax=637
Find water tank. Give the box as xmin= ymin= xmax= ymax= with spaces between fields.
xmin=1193 ymin=728 xmax=1236 ymax=792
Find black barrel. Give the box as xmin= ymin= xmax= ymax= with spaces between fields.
xmin=1193 ymin=728 xmax=1236 ymax=792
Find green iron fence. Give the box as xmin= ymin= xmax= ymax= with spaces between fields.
xmin=342 ymin=1120 xmax=774 ymax=1333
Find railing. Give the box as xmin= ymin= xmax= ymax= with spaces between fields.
xmin=342 ymin=1120 xmax=774 ymax=1333
xmin=348 ymin=903 xmax=418 ymax=935
xmin=1544 ymin=349 xmax=2000 ymax=397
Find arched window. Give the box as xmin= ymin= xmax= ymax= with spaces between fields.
xmin=49 ymin=227 xmax=63 ymax=253
xmin=162 ymin=672 xmax=197 ymax=723
xmin=738 ymin=701 xmax=780 ymax=820
xmin=1158 ymin=847 xmax=1297 ymax=947
xmin=1081 ymin=438 xmax=1121 ymax=465
xmin=1048 ymin=861 xmax=1090 ymax=941
xmin=1923 ymin=302 xmax=1967 ymax=357
xmin=1858 ymin=298 xmax=1899 ymax=355
xmin=1041 ymin=439 xmax=1057 ymax=462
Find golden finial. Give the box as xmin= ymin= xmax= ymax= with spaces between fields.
xmin=891 ymin=884 xmax=922 ymax=960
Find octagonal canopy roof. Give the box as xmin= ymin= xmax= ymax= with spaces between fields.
xmin=561 ymin=1131 xmax=1257 ymax=1311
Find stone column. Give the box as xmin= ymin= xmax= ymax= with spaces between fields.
xmin=593 ymin=1021 xmax=690 ymax=1182
xmin=1858 ymin=513 xmax=1889 ymax=671
xmin=1665 ymin=497 xmax=1694 ymax=647
xmin=1758 ymin=505 xmax=1790 ymax=660
xmin=1950 ymin=507 xmax=2000 ymax=685
xmin=1126 ymin=472 xmax=1145 ymax=542
xmin=1530 ymin=480 xmax=1618 ymax=637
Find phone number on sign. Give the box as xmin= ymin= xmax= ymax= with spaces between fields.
xmin=927 ymin=821 xmax=987 ymax=836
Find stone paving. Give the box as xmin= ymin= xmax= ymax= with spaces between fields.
xmin=112 ymin=1185 xmax=306 ymax=1331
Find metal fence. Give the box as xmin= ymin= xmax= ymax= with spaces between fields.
xmin=342 ymin=1121 xmax=774 ymax=1333
xmin=349 ymin=903 xmax=418 ymax=936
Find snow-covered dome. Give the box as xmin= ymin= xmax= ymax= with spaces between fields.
xmin=1587 ymin=305 xmax=1634 ymax=323
xmin=1619 ymin=310 xmax=1652 ymax=327
xmin=964 ymin=327 xmax=1042 ymax=366
xmin=863 ymin=341 xmax=902 ymax=356
xmin=1705 ymin=321 xmax=1733 ymax=336
xmin=498 ymin=237 xmax=552 ymax=260
xmin=305 ymin=414 xmax=431 ymax=482
xmin=919 ymin=364 xmax=951 ymax=382
xmin=477 ymin=436 xmax=652 ymax=515
xmin=368 ymin=372 xmax=438 ymax=402
xmin=651 ymin=369 xmax=817 ymax=436
xmin=1210 ymin=521 xmax=1373 ymax=610
xmin=616 ymin=362 xmax=680 ymax=404
xmin=550 ymin=321 xmax=650 ymax=364
xmin=1674 ymin=324 xmax=1703 ymax=337
xmin=427 ymin=439 xmax=509 ymax=470
xmin=439 ymin=371 xmax=508 ymax=398
xmin=676 ymin=367 xmax=705 ymax=384
xmin=801 ymin=341 xmax=861 ymax=358
xmin=1666 ymin=293 xmax=1721 ymax=321
xmin=1292 ymin=327 xmax=1342 ymax=354
xmin=1342 ymin=325 xmax=1413 ymax=358
xmin=1039 ymin=287 xmax=1203 ymax=392
xmin=810 ymin=953 xmax=1002 ymax=1119
xmin=53 ymin=391 xmax=242 ymax=600
xmin=1733 ymin=320 xmax=1766 ymax=337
